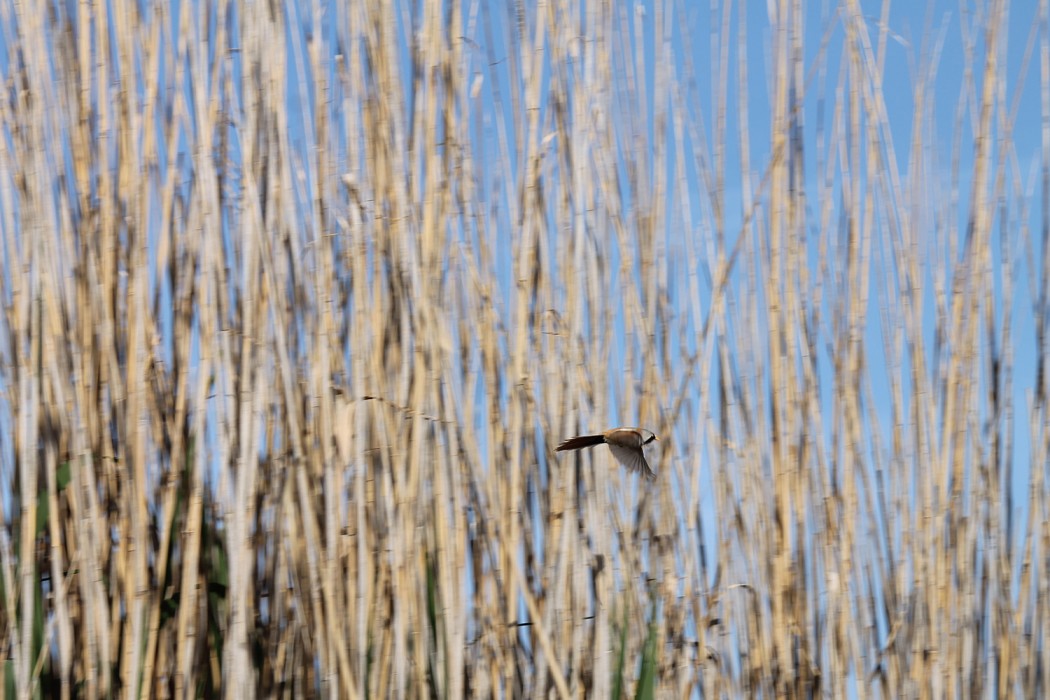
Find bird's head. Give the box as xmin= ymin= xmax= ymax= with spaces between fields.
xmin=639 ymin=429 xmax=658 ymax=445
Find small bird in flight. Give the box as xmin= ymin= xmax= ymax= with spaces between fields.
xmin=555 ymin=427 xmax=659 ymax=479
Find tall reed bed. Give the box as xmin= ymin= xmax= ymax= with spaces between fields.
xmin=0 ymin=0 xmax=1045 ymax=697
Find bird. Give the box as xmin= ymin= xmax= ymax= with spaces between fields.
xmin=555 ymin=427 xmax=659 ymax=479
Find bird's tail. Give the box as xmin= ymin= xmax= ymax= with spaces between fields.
xmin=555 ymin=434 xmax=605 ymax=451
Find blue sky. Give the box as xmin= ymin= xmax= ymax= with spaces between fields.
xmin=410 ymin=1 xmax=1048 ymax=680
xmin=20 ymin=0 xmax=1047 ymax=560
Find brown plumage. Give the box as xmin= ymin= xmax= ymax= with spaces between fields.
xmin=555 ymin=427 xmax=659 ymax=479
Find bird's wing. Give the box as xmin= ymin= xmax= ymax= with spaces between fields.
xmin=607 ymin=443 xmax=656 ymax=479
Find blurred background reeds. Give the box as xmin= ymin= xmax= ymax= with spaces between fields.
xmin=0 ymin=0 xmax=1047 ymax=697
